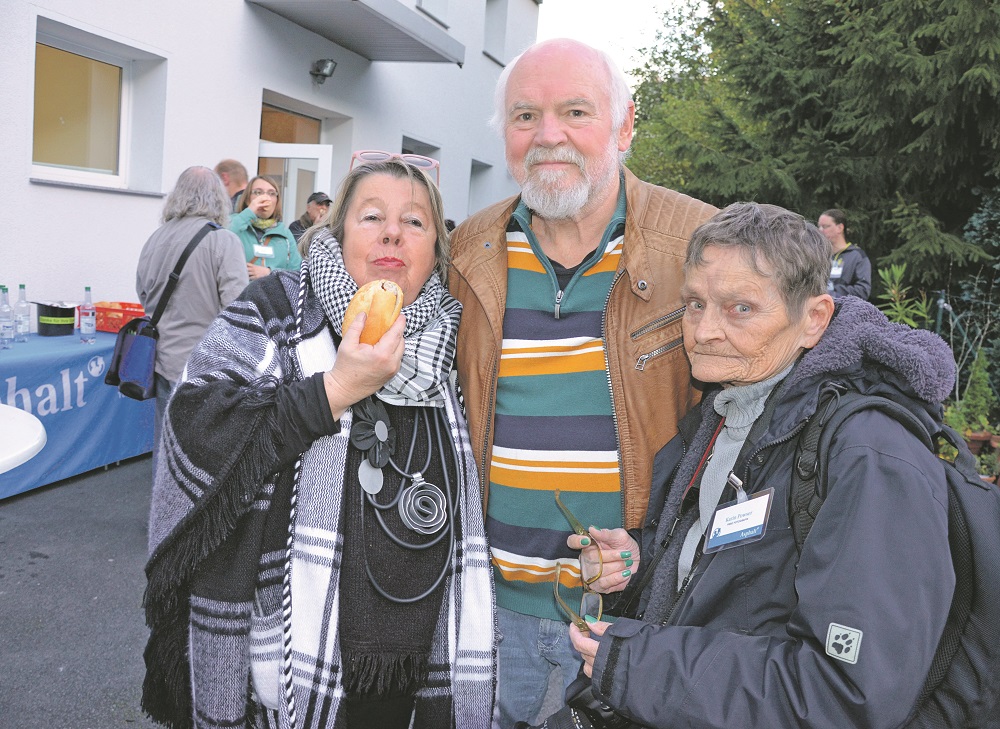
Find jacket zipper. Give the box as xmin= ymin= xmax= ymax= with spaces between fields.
xmin=602 ymin=270 xmax=628 ymax=526
xmin=635 ymin=337 xmax=683 ymax=371
xmin=739 ymin=419 xmax=808 ymax=486
xmin=630 ymin=306 xmax=685 ymax=340
xmin=661 ymin=418 xmax=812 ymax=625
xmin=479 ymin=355 xmax=499 ymax=500
xmin=663 ymin=541 xmax=703 ymax=626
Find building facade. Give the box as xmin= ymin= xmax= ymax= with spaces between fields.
xmin=3 ymin=0 xmax=539 ymax=305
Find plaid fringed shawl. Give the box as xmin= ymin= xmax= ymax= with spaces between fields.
xmin=143 ymin=271 xmax=495 ymax=729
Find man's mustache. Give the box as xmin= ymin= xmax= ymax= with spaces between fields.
xmin=524 ymin=147 xmax=586 ymax=170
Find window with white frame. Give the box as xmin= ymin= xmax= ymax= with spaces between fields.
xmin=32 ymin=17 xmax=166 ymax=193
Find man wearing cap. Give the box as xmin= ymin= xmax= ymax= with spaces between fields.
xmin=288 ymin=191 xmax=332 ymax=242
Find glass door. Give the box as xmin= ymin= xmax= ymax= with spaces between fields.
xmin=257 ymin=142 xmax=334 ymax=225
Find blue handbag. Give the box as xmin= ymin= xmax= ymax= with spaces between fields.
xmin=105 ymin=316 xmax=159 ymax=399
xmin=105 ymin=223 xmax=217 ymax=400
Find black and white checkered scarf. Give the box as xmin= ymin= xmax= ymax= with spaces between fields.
xmin=308 ymin=228 xmax=461 ymax=408
xmin=142 ymin=271 xmax=495 ymax=729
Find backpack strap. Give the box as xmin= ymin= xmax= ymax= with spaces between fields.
xmin=790 ymin=384 xmax=1000 ymax=725
xmin=149 ymin=222 xmax=218 ymax=326
xmin=790 ymin=384 xmax=933 ymax=552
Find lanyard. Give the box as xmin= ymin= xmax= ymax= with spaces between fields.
xmin=684 ymin=417 xmax=726 ymax=498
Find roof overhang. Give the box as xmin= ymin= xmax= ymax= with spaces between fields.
xmin=248 ymin=0 xmax=465 ymax=65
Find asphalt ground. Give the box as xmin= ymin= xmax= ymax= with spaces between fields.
xmin=0 ymin=455 xmax=157 ymax=729
xmin=0 ymin=454 xmax=565 ymax=728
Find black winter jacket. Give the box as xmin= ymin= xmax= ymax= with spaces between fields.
xmin=590 ymin=297 xmax=956 ymax=729
xmin=829 ymin=244 xmax=872 ymax=300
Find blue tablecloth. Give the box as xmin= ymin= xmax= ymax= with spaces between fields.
xmin=0 ymin=332 xmax=154 ymax=499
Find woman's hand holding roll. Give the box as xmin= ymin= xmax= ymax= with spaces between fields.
xmin=323 ymin=311 xmax=405 ymax=420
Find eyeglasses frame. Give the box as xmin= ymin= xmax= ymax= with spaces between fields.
xmin=554 ymin=489 xmax=603 ymax=584
xmin=350 ymin=149 xmax=441 ymax=185
xmin=553 ymin=562 xmax=604 ymax=633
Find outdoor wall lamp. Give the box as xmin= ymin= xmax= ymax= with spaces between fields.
xmin=310 ymin=59 xmax=337 ymax=84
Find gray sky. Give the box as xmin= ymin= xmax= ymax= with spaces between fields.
xmin=535 ymin=0 xmax=674 ymax=81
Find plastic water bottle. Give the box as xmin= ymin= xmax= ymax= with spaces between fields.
xmin=0 ymin=287 xmax=13 ymax=349
xmin=14 ymin=284 xmax=30 ymax=343
xmin=80 ymin=286 xmax=97 ymax=344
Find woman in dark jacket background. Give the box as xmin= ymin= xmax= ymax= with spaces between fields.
xmin=526 ymin=202 xmax=955 ymax=729
xmin=818 ymin=207 xmax=872 ymax=300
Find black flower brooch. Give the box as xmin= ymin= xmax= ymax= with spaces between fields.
xmin=350 ymin=396 xmax=396 ymax=468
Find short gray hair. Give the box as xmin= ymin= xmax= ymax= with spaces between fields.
xmin=489 ymin=41 xmax=633 ymax=137
xmin=685 ymin=202 xmax=831 ymax=316
xmin=162 ymin=166 xmax=232 ymax=227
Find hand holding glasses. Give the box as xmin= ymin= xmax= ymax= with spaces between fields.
xmin=350 ymin=149 xmax=441 ymax=185
xmin=553 ymin=490 xmax=640 ymax=631
xmin=553 ymin=490 xmax=605 ymax=632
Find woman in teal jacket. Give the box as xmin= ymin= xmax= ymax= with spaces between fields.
xmin=229 ymin=174 xmax=301 ymax=280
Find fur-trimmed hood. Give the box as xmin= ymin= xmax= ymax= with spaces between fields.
xmin=778 ymin=296 xmax=956 ymax=430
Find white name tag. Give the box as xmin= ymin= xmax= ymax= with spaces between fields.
xmin=253 ymin=243 xmax=276 ymax=259
xmin=830 ymin=264 xmax=844 ymax=278
xmin=703 ymin=488 xmax=773 ymax=553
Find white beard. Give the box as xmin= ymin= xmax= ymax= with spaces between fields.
xmin=514 ymin=140 xmax=620 ymax=221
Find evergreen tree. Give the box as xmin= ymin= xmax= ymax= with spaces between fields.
xmin=629 ymin=0 xmax=1000 ymax=288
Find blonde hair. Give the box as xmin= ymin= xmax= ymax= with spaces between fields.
xmin=300 ymin=159 xmax=450 ymax=282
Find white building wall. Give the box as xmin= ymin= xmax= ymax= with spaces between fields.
xmin=1 ymin=0 xmax=538 ymax=307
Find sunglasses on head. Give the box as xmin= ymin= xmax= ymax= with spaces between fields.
xmin=350 ymin=150 xmax=440 ymax=184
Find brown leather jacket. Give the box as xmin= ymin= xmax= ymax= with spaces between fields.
xmin=448 ymin=168 xmax=717 ymax=528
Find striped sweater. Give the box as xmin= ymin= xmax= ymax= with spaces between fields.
xmin=487 ymin=197 xmax=626 ymax=621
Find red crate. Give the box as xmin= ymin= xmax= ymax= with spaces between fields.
xmin=94 ymin=302 xmax=145 ymax=333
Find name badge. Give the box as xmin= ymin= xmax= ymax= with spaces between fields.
xmin=253 ymin=243 xmax=276 ymax=259
xmin=830 ymin=264 xmax=844 ymax=278
xmin=703 ymin=488 xmax=773 ymax=554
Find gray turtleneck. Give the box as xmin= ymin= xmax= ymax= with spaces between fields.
xmin=676 ymin=365 xmax=793 ymax=591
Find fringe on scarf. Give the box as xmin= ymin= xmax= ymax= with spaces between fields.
xmin=143 ymin=378 xmax=286 ymax=726
xmin=341 ymin=651 xmax=430 ymax=697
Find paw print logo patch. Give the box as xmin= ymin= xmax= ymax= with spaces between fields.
xmin=826 ymin=623 xmax=863 ymax=664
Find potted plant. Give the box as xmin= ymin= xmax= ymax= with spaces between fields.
xmin=978 ymin=452 xmax=999 ymax=485
xmin=945 ymin=350 xmax=998 ymax=455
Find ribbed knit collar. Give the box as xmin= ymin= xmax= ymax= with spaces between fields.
xmin=714 ymin=364 xmax=795 ymax=434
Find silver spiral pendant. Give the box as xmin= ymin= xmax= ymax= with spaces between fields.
xmin=398 ymin=472 xmax=447 ymax=535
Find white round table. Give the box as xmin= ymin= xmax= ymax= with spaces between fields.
xmin=0 ymin=403 xmax=47 ymax=474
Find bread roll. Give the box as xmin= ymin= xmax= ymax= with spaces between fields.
xmin=343 ymin=279 xmax=404 ymax=344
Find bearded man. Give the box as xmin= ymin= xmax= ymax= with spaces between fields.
xmin=448 ymin=38 xmax=717 ymax=726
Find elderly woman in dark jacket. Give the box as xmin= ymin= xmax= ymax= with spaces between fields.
xmin=525 ymin=202 xmax=956 ymax=729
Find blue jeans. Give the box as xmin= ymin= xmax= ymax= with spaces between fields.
xmin=496 ymin=605 xmax=583 ymax=727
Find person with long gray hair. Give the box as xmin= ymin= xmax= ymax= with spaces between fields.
xmin=135 ymin=165 xmax=249 ymax=453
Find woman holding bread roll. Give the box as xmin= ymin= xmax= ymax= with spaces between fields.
xmin=143 ymin=157 xmax=494 ymax=729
